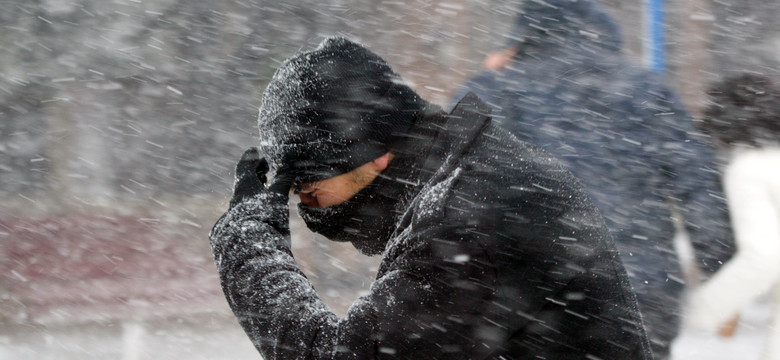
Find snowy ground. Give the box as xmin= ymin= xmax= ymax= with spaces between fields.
xmin=0 ymin=300 xmax=772 ymax=359
xmin=1 ymin=214 xmax=771 ymax=359
xmin=0 ymin=314 xmax=259 ymax=360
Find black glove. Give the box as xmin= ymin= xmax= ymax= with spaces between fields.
xmin=230 ymin=147 xmax=270 ymax=207
xmin=218 ymin=147 xmax=292 ymax=237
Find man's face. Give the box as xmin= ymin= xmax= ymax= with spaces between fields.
xmin=294 ymin=153 xmax=392 ymax=208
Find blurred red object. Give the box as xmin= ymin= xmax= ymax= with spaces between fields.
xmin=0 ymin=214 xmax=224 ymax=325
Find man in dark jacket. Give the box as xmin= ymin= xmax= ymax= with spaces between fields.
xmin=210 ymin=37 xmax=652 ymax=359
xmin=454 ymin=0 xmax=735 ymax=358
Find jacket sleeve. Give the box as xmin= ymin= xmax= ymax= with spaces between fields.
xmin=210 ymin=199 xmax=497 ymax=360
xmin=647 ymin=87 xmax=735 ymax=276
xmin=687 ymin=150 xmax=780 ymax=330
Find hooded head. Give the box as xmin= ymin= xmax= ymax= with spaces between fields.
xmin=507 ymin=0 xmax=623 ymax=56
xmin=257 ymin=37 xmax=427 ymax=187
xmin=702 ymin=74 xmax=780 ymax=148
xmin=257 ymin=37 xmax=430 ymax=254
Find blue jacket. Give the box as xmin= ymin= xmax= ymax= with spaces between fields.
xmin=455 ymin=0 xmax=734 ymax=281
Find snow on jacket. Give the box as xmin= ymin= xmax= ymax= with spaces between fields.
xmin=453 ymin=0 xmax=734 ymax=357
xmin=210 ymin=93 xmax=653 ymax=359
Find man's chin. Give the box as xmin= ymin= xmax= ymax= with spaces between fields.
xmin=309 ymin=225 xmax=387 ymax=255
xmin=297 ymin=186 xmax=395 ymax=256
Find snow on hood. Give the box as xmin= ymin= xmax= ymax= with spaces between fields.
xmin=255 ymin=37 xmax=425 ymax=185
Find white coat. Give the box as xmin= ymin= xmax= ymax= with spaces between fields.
xmin=688 ymin=147 xmax=780 ymax=360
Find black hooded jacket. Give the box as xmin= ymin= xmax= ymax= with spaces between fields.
xmin=210 ymin=91 xmax=653 ymax=359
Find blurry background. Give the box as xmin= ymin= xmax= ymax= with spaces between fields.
xmin=0 ymin=0 xmax=778 ymax=359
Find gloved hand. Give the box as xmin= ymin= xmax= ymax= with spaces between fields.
xmin=216 ymin=147 xmax=291 ymax=238
xmin=230 ymin=147 xmax=271 ymax=208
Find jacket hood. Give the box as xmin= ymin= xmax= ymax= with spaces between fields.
xmin=256 ymin=37 xmax=428 ymax=186
xmin=508 ymin=0 xmax=623 ymax=56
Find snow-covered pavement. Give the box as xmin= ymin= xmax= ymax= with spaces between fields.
xmin=0 ymin=214 xmax=772 ymax=359
xmin=0 ymin=300 xmax=772 ymax=359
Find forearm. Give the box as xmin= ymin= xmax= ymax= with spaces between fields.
xmin=689 ymin=249 xmax=780 ymax=330
xmin=210 ymin=201 xmax=335 ymax=359
xmin=227 ymin=244 xmax=335 ymax=359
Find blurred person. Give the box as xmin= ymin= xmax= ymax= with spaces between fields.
xmin=688 ymin=74 xmax=780 ymax=360
xmin=209 ymin=37 xmax=653 ymax=359
xmin=453 ymin=0 xmax=735 ymax=358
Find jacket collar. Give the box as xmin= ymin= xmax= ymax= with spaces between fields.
xmin=376 ymin=93 xmax=493 ymax=274
xmin=419 ymin=92 xmax=492 ymax=179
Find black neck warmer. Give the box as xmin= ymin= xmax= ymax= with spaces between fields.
xmin=297 ymin=110 xmax=445 ymax=255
